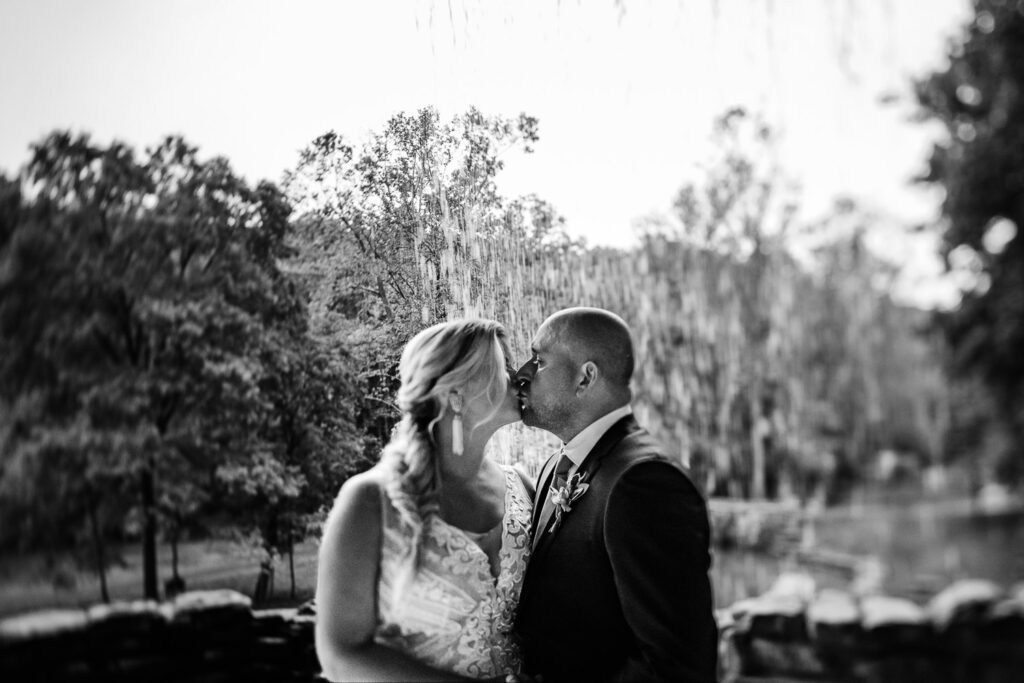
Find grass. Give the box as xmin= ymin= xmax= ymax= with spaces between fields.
xmin=0 ymin=538 xmax=321 ymax=619
xmin=6 ymin=497 xmax=1021 ymax=618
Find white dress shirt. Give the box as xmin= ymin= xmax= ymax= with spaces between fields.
xmin=561 ymin=404 xmax=633 ymax=478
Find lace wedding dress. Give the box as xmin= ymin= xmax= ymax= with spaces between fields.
xmin=374 ymin=464 xmax=533 ymax=679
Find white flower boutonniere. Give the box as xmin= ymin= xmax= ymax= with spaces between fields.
xmin=548 ymin=471 xmax=590 ymax=534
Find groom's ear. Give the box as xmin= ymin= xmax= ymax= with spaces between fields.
xmin=576 ymin=361 xmax=599 ymax=396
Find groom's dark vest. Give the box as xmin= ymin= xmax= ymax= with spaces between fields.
xmin=514 ymin=415 xmax=718 ymax=682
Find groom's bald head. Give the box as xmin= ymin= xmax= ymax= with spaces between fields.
xmin=545 ymin=307 xmax=634 ymax=390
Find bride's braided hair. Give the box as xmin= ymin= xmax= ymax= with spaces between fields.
xmin=380 ymin=318 xmax=511 ymax=589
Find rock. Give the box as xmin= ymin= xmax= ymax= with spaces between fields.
xmin=252 ymin=608 xmax=290 ymax=637
xmin=747 ymin=638 xmax=826 ymax=678
xmin=861 ymin=595 xmax=926 ymax=630
xmin=981 ymin=596 xmax=1024 ymax=644
xmin=852 ymin=654 xmax=946 ymax=682
xmin=172 ymin=589 xmax=252 ymax=613
xmin=732 ymin=593 xmax=807 ymax=641
xmin=0 ymin=608 xmax=94 ymax=678
xmin=87 ymin=599 xmax=166 ymax=629
xmin=254 ymin=607 xmax=298 ymax=621
xmin=808 ymin=590 xmax=862 ymax=674
xmin=989 ymin=595 xmax=1024 ymax=620
xmin=0 ymin=608 xmax=89 ymax=644
xmin=808 ymin=589 xmax=860 ymax=627
xmin=170 ymin=589 xmax=253 ymax=632
xmin=86 ymin=600 xmax=169 ymax=657
xmin=927 ymin=578 xmax=1002 ymax=630
xmin=860 ymin=595 xmax=930 ymax=652
xmin=807 ymin=589 xmax=860 ymax=638
xmin=287 ymin=613 xmax=317 ymax=639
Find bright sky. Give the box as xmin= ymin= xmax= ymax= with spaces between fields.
xmin=0 ymin=0 xmax=972 ymax=306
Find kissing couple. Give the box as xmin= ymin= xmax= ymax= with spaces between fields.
xmin=315 ymin=308 xmax=719 ymax=682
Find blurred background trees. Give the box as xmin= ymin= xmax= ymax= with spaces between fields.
xmin=916 ymin=0 xmax=1024 ymax=486
xmin=0 ymin=134 xmax=363 ymax=600
xmin=282 ymin=107 xmax=570 ymax=458
xmin=4 ymin=0 xmax=1024 ymax=601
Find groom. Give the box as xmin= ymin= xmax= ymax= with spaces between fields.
xmin=514 ymin=308 xmax=718 ymax=682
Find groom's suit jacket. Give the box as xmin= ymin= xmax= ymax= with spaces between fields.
xmin=515 ymin=415 xmax=718 ymax=682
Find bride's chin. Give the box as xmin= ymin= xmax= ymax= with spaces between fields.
xmin=500 ymin=411 xmax=522 ymax=427
xmin=498 ymin=406 xmax=523 ymax=427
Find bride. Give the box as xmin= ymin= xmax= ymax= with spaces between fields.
xmin=315 ymin=319 xmax=533 ymax=682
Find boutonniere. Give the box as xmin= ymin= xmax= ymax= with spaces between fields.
xmin=548 ymin=471 xmax=590 ymax=534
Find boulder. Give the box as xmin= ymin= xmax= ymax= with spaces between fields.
xmin=170 ymin=589 xmax=254 ymax=647
xmin=860 ymin=595 xmax=930 ymax=651
xmin=808 ymin=589 xmax=860 ymax=638
xmin=927 ymin=578 xmax=1002 ymax=630
xmin=0 ymin=608 xmax=89 ymax=644
xmin=808 ymin=589 xmax=862 ymax=674
xmin=296 ymin=598 xmax=317 ymax=616
xmin=978 ymin=595 xmax=1024 ymax=651
xmin=731 ymin=593 xmax=807 ymax=641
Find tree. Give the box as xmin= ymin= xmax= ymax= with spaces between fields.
xmin=222 ymin=331 xmax=362 ymax=602
xmin=915 ymin=0 xmax=1024 ymax=483
xmin=284 ymin=107 xmax=555 ymax=459
xmin=0 ymin=132 xmax=363 ymax=601
xmin=641 ymin=108 xmax=799 ymax=499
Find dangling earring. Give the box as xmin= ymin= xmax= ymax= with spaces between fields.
xmin=448 ymin=390 xmax=464 ymax=456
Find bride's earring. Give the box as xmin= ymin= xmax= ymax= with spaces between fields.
xmin=449 ymin=390 xmax=464 ymax=457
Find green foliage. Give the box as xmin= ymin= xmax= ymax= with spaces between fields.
xmin=916 ymin=0 xmax=1024 ymax=482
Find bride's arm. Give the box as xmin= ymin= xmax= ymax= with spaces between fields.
xmin=315 ymin=469 xmax=465 ymax=682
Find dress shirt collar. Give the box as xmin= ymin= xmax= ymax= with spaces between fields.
xmin=562 ymin=404 xmax=633 ymax=471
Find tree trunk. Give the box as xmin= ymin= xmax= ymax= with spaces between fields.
xmin=141 ymin=464 xmax=159 ymax=600
xmin=164 ymin=522 xmax=187 ymax=599
xmin=171 ymin=527 xmax=180 ymax=581
xmin=288 ymin=527 xmax=296 ymax=601
xmin=87 ymin=497 xmax=109 ymax=603
xmin=749 ymin=383 xmax=766 ymax=500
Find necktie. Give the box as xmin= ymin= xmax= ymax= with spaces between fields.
xmin=533 ymin=446 xmax=572 ymax=550
xmin=552 ymin=446 xmax=573 ymax=490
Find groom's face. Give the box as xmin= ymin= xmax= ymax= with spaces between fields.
xmin=515 ymin=320 xmax=578 ymax=435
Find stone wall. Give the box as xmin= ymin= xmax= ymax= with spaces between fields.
xmin=719 ymin=576 xmax=1024 ymax=682
xmin=3 ymin=580 xmax=1023 ymax=682
xmin=0 ymin=590 xmax=321 ymax=682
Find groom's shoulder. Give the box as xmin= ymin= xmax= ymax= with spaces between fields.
xmin=603 ymin=422 xmax=680 ymax=473
xmin=614 ymin=419 xmax=668 ymax=457
xmin=605 ymin=421 xmax=703 ymax=487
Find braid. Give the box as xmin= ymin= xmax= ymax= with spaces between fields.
xmin=376 ymin=318 xmax=508 ymax=602
xmin=381 ymin=414 xmax=442 ymax=595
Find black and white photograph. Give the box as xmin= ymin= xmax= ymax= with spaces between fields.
xmin=1 ymin=1 xmax=1022 ymax=681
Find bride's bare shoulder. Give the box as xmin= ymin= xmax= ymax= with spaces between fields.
xmin=340 ymin=463 xmax=390 ymax=491
xmin=325 ymin=464 xmax=390 ymax=527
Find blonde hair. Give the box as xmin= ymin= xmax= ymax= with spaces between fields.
xmin=380 ymin=318 xmax=510 ymax=586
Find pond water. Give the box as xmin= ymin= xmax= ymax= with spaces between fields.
xmin=711 ymin=501 xmax=1024 ymax=608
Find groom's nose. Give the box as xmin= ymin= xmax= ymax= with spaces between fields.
xmin=514 ymin=361 xmax=534 ymax=386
